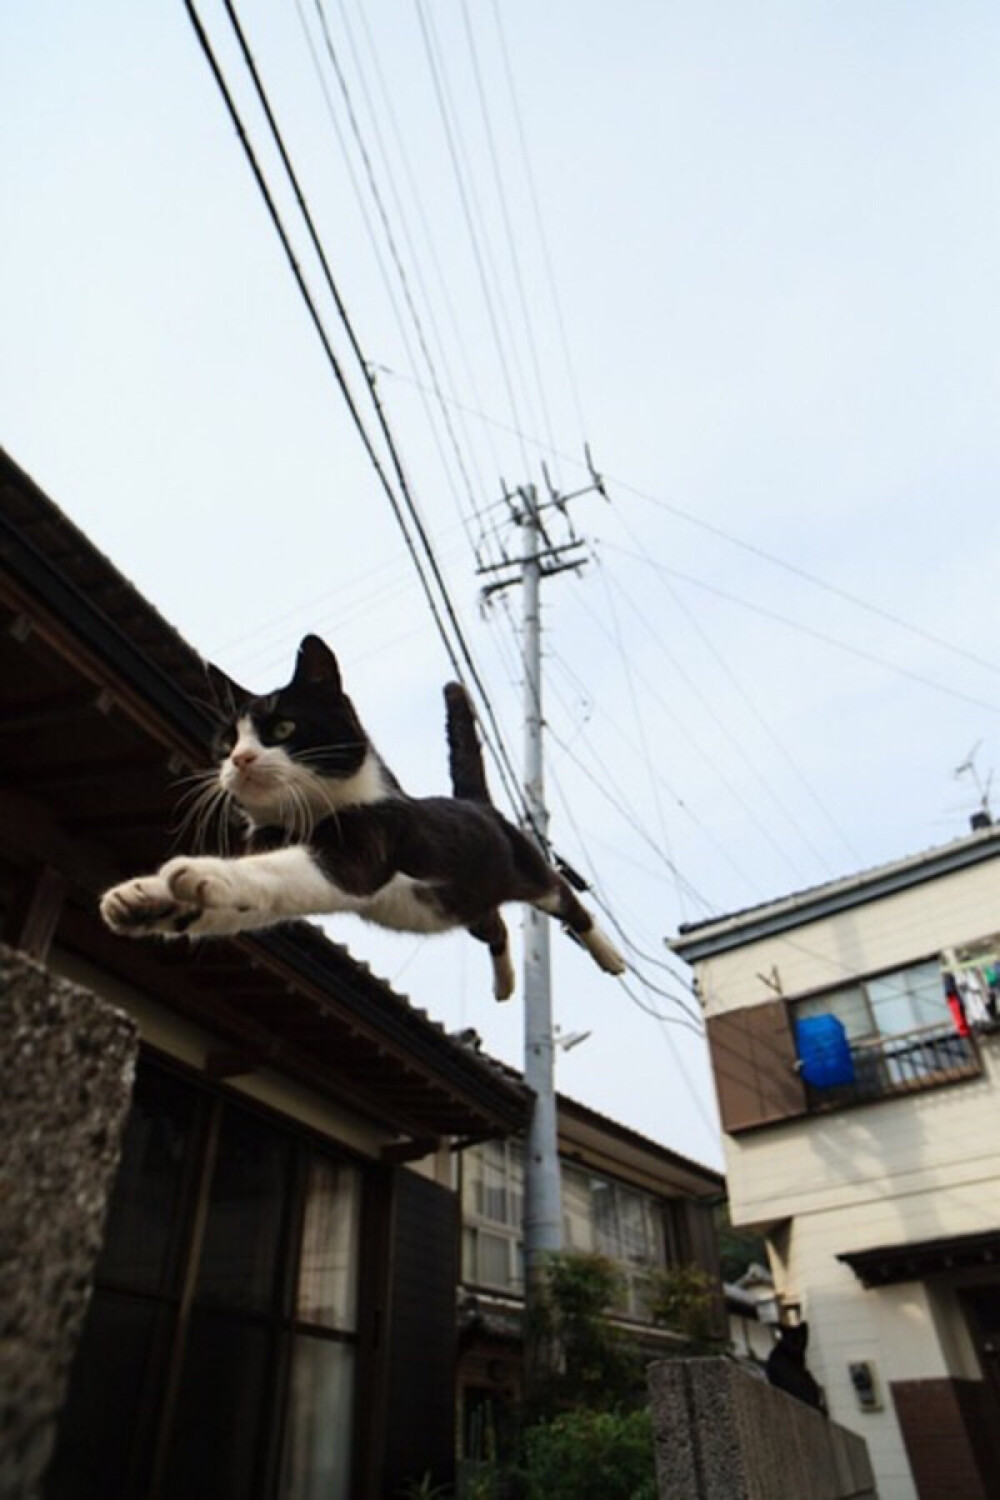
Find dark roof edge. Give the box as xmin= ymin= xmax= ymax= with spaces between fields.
xmin=669 ymin=828 xmax=1000 ymax=963
xmin=838 ymin=1228 xmax=1000 ymax=1288
xmin=556 ymin=1091 xmax=724 ymax=1190
xmin=256 ymin=925 xmax=532 ymax=1129
xmin=0 ymin=448 xmax=217 ymax=748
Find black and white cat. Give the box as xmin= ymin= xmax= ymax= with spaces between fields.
xmin=100 ymin=635 xmax=626 ymax=999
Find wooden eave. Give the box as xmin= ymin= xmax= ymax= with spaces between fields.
xmin=556 ymin=1096 xmax=723 ymax=1199
xmin=0 ymin=448 xmax=531 ymax=1144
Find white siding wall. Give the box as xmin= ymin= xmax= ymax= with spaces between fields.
xmin=726 ymin=1043 xmax=1000 ymax=1227
xmin=698 ymin=857 xmax=1000 ymax=1017
xmin=689 ymin=855 xmax=1000 ymax=1500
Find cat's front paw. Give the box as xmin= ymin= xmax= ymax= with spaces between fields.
xmin=161 ymin=856 xmax=240 ymax=910
xmin=100 ymin=876 xmax=197 ymax=936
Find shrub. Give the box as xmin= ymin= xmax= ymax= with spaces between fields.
xmin=527 ymin=1252 xmax=644 ymax=1417
xmin=522 ymin=1408 xmax=656 ymax=1500
xmin=647 ymin=1262 xmax=720 ymax=1351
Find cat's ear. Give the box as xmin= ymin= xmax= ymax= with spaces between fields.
xmin=203 ymin=661 xmax=250 ymax=717
xmin=293 ymin=635 xmax=343 ymax=692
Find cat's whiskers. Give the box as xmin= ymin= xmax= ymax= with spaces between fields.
xmin=300 ymin=767 xmax=345 ymax=837
xmin=171 ymin=773 xmax=229 ymax=852
xmin=279 ymin=781 xmax=314 ymax=845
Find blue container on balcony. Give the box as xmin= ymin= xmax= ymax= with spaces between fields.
xmin=794 ymin=1014 xmax=855 ymax=1088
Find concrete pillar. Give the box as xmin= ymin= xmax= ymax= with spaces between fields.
xmin=0 ymin=945 xmax=138 ymax=1500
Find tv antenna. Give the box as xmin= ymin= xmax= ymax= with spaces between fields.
xmin=954 ymin=741 xmax=993 ymax=825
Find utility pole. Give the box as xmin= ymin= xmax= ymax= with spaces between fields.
xmin=520 ymin=484 xmax=564 ymax=1290
xmin=477 ymin=457 xmax=605 ymax=1395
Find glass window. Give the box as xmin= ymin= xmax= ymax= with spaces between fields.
xmin=478 ymin=1230 xmax=515 ymax=1288
xmin=794 ymin=984 xmax=873 ymax=1042
xmin=279 ymin=1337 xmax=354 ymax=1500
xmin=50 ymin=1063 xmax=363 ymax=1500
xmin=867 ymin=960 xmax=946 ymax=1035
xmin=46 ymin=1291 xmax=163 ymax=1500
xmin=465 ymin=1140 xmax=522 ymax=1227
xmin=97 ymin=1065 xmax=200 ymax=1294
xmin=618 ymin=1189 xmax=650 ymax=1265
xmin=162 ymin=1311 xmax=273 ymax=1500
xmin=480 ymin=1144 xmax=510 ymax=1222
xmin=562 ymin=1166 xmax=594 ymax=1252
xmin=591 ymin=1178 xmax=620 ymax=1258
xmin=296 ymin=1156 xmax=361 ymax=1332
xmin=794 ymin=961 xmax=951 ymax=1047
xmin=195 ymin=1106 xmax=293 ymax=1314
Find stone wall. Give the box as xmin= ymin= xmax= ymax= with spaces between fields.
xmin=0 ymin=946 xmax=138 ymax=1500
xmin=648 ymin=1357 xmax=877 ymax=1500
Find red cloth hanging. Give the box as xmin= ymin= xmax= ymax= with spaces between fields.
xmin=944 ymin=973 xmax=971 ymax=1038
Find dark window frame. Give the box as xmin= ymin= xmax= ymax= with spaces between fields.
xmin=49 ymin=1052 xmax=370 ymax=1500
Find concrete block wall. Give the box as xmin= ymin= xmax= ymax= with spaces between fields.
xmin=648 ymin=1357 xmax=876 ymax=1500
xmin=0 ymin=946 xmax=137 ymax=1500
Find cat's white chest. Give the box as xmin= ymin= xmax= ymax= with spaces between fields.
xmin=361 ymin=873 xmax=451 ymax=934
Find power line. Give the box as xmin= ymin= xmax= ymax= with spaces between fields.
xmin=488 ymin=0 xmax=588 ymax=440
xmin=459 ymin=0 xmax=558 ymax=463
xmin=372 ymin=364 xmax=1000 ymax=690
xmin=301 ymin=0 xmax=492 ymax=556
xmin=413 ymin=0 xmax=533 ymax=476
xmin=617 ymin=480 xmax=1000 ymax=680
xmin=346 ymin=0 xmax=514 ymax=517
xmin=603 ymin=541 xmax=1000 ymax=718
xmin=591 ymin=550 xmax=851 ymax=874
xmin=186 ymin=0 xmax=531 ymax=827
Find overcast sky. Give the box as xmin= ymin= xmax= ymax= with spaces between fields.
xmin=6 ymin=1 xmax=1000 ymax=1169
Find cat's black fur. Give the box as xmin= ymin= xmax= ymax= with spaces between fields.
xmin=765 ymin=1322 xmax=825 ymax=1411
xmin=100 ymin=635 xmax=626 ymax=999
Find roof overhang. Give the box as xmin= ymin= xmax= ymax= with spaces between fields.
xmin=670 ymin=829 xmax=1000 ymax=964
xmin=556 ymin=1094 xmax=724 ymax=1198
xmin=838 ymin=1230 xmax=1000 ymax=1288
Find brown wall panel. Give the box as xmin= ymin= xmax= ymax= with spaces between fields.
xmin=891 ymin=1377 xmax=999 ymax=1500
xmin=707 ymin=1000 xmax=807 ymax=1134
xmin=380 ymin=1170 xmax=459 ymax=1499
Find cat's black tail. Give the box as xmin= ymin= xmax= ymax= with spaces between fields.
xmin=444 ymin=682 xmax=491 ymax=803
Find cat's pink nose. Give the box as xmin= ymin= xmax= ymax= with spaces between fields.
xmin=232 ymin=748 xmax=259 ymax=770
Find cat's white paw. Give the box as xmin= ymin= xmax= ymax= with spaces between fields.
xmin=160 ymin=856 xmax=241 ymax=910
xmin=100 ymin=876 xmax=197 ymax=936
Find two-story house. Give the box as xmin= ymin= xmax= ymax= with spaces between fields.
xmin=670 ymin=829 xmax=1000 ymax=1500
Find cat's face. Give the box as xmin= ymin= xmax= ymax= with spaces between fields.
xmin=209 ymin=636 xmax=371 ymax=820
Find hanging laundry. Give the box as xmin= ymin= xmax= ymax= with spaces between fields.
xmin=957 ymin=969 xmax=990 ymax=1026
xmin=942 ymin=971 xmax=971 ymax=1038
xmin=984 ymin=963 xmax=1000 ymax=1020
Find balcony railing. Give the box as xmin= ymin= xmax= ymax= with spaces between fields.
xmin=805 ymin=1022 xmax=982 ymax=1111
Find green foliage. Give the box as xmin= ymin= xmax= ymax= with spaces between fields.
xmin=527 ymin=1252 xmax=644 ymax=1417
xmin=522 ymin=1409 xmax=656 ymax=1500
xmin=715 ymin=1200 xmax=767 ymax=1284
xmin=646 ymin=1262 xmax=720 ymax=1351
xmin=397 ymin=1473 xmax=453 ymax=1500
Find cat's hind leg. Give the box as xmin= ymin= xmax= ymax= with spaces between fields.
xmin=531 ymin=877 xmax=627 ymax=977
xmin=467 ymin=910 xmax=515 ymax=1001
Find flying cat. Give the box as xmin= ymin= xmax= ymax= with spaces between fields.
xmin=99 ymin=635 xmax=626 ymax=999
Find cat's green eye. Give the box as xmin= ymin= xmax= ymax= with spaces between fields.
xmin=271 ymin=719 xmax=296 ymax=742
